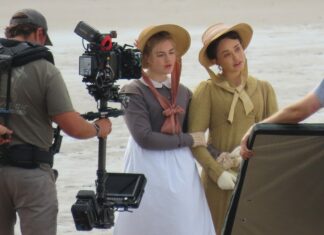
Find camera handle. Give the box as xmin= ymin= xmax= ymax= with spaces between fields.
xmin=96 ymin=134 xmax=106 ymax=202
xmin=81 ymin=100 xmax=124 ymax=203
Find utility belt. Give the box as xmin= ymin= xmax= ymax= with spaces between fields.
xmin=0 ymin=144 xmax=53 ymax=169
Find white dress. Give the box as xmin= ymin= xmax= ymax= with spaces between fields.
xmin=113 ymin=137 xmax=216 ymax=235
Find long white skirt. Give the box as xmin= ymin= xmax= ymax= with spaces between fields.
xmin=113 ymin=137 xmax=216 ymax=235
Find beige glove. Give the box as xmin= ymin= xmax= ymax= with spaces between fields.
xmin=217 ymin=171 xmax=237 ymax=190
xmin=216 ymin=152 xmax=233 ymax=170
xmin=228 ymin=146 xmax=243 ymax=168
xmin=190 ymin=132 xmax=207 ymax=148
xmin=217 ymin=146 xmax=243 ymax=169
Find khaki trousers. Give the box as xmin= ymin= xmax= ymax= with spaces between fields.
xmin=0 ymin=164 xmax=58 ymax=235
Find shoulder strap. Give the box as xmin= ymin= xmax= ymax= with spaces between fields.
xmin=0 ymin=47 xmax=14 ymax=125
xmin=0 ymin=39 xmax=54 ymax=66
xmin=0 ymin=40 xmax=55 ymax=125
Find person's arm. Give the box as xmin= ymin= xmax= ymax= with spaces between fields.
xmin=187 ymin=81 xmax=227 ymax=182
xmin=123 ymin=93 xmax=193 ymax=150
xmin=45 ymin=65 xmax=112 ymax=139
xmin=52 ymin=112 xmax=112 ymax=139
xmin=240 ymin=92 xmax=321 ymax=158
xmin=262 ymin=92 xmax=320 ymax=124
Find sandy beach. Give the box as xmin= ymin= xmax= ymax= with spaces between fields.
xmin=1 ymin=0 xmax=324 ymax=234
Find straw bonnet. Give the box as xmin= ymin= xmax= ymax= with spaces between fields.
xmin=136 ymin=24 xmax=191 ymax=57
xmin=199 ymin=23 xmax=253 ymax=67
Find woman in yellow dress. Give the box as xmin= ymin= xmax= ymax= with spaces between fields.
xmin=188 ymin=22 xmax=278 ymax=234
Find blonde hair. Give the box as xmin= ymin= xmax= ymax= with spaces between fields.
xmin=141 ymin=31 xmax=176 ymax=68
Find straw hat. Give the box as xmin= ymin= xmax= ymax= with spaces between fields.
xmin=199 ymin=23 xmax=253 ymax=67
xmin=136 ymin=24 xmax=191 ymax=57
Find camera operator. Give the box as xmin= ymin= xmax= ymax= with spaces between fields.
xmin=0 ymin=8 xmax=112 ymax=235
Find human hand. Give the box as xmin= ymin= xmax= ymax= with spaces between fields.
xmin=216 ymin=147 xmax=242 ymax=170
xmin=240 ymin=126 xmax=254 ymax=159
xmin=94 ymin=118 xmax=112 ymax=138
xmin=217 ymin=171 xmax=237 ymax=190
xmin=216 ymin=152 xmax=233 ymax=170
xmin=228 ymin=146 xmax=243 ymax=168
xmin=190 ymin=132 xmax=207 ymax=148
xmin=0 ymin=125 xmax=13 ymax=144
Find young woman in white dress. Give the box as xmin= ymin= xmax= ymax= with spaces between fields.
xmin=113 ymin=24 xmax=216 ymax=235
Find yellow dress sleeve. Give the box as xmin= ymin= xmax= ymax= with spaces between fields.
xmin=188 ymin=81 xmax=224 ymax=182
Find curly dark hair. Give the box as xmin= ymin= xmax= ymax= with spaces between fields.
xmin=5 ymin=12 xmax=39 ymax=39
xmin=206 ymin=31 xmax=242 ymax=60
xmin=5 ymin=24 xmax=38 ymax=39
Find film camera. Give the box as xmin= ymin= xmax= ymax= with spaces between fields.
xmin=71 ymin=21 xmax=146 ymax=231
xmin=74 ymin=20 xmax=141 ymax=102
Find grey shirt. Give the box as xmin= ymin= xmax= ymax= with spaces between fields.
xmin=121 ymin=79 xmax=193 ymax=150
xmin=314 ymin=78 xmax=324 ymax=107
xmin=0 ymin=59 xmax=74 ymax=149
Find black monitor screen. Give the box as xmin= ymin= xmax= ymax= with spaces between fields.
xmin=105 ymin=173 xmax=142 ymax=197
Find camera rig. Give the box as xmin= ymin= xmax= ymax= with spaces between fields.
xmin=71 ymin=21 xmax=146 ymax=231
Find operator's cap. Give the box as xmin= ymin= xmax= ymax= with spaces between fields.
xmin=9 ymin=9 xmax=53 ymax=46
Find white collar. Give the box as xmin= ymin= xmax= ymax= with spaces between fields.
xmin=140 ymin=76 xmax=172 ymax=88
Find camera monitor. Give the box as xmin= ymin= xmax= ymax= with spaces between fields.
xmin=222 ymin=123 xmax=324 ymax=235
xmin=104 ymin=173 xmax=146 ymax=208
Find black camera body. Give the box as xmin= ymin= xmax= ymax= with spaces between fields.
xmin=74 ymin=21 xmax=141 ymax=102
xmin=71 ymin=173 xmax=146 ymax=230
xmin=71 ymin=190 xmax=115 ymax=230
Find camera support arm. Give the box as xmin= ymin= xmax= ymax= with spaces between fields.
xmin=81 ymin=100 xmax=123 ymax=202
xmin=97 ymin=135 xmax=106 ymax=201
xmin=97 ymin=100 xmax=108 ymax=202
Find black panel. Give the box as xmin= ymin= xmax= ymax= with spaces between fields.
xmin=223 ymin=123 xmax=324 ymax=235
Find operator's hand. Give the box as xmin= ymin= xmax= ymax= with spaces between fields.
xmin=94 ymin=118 xmax=112 ymax=138
xmin=240 ymin=126 xmax=254 ymax=159
xmin=217 ymin=171 xmax=237 ymax=190
xmin=0 ymin=125 xmax=13 ymax=144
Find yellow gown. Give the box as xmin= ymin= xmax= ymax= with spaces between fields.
xmin=188 ymin=74 xmax=278 ymax=235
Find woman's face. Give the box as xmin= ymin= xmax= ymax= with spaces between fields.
xmin=214 ymin=38 xmax=246 ymax=74
xmin=146 ymin=39 xmax=176 ymax=76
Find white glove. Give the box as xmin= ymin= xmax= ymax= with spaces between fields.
xmin=190 ymin=132 xmax=207 ymax=147
xmin=217 ymin=171 xmax=237 ymax=190
xmin=228 ymin=146 xmax=243 ymax=168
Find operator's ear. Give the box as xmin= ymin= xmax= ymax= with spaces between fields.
xmin=35 ymin=27 xmax=47 ymax=46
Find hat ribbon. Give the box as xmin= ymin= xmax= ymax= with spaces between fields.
xmin=205 ymin=66 xmax=254 ymax=123
xmin=227 ymin=84 xmax=254 ymax=123
xmin=142 ymin=59 xmax=184 ymax=134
